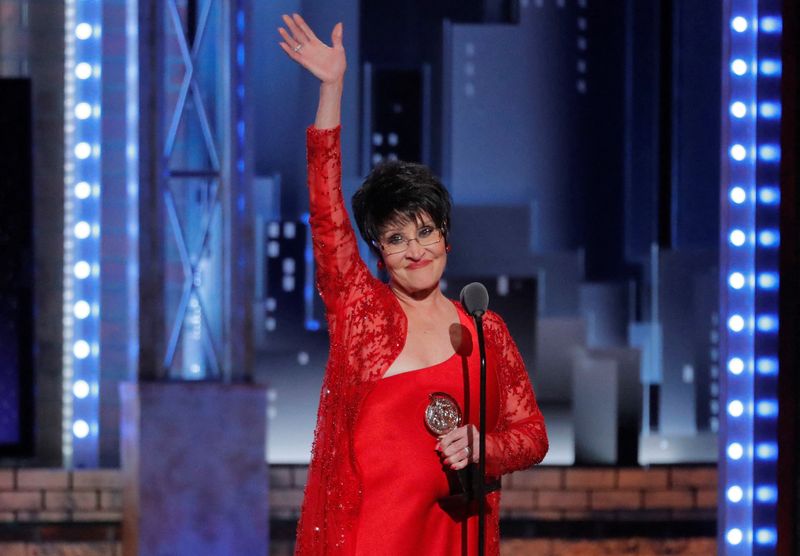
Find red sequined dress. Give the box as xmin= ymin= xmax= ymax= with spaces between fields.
xmin=295 ymin=125 xmax=548 ymax=556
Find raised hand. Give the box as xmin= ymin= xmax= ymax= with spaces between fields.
xmin=278 ymin=13 xmax=346 ymax=85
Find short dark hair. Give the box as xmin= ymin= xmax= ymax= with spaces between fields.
xmin=352 ymin=160 xmax=452 ymax=257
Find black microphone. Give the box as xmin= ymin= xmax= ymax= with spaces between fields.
xmin=460 ymin=282 xmax=489 ymax=318
xmin=459 ymin=282 xmax=490 ymax=556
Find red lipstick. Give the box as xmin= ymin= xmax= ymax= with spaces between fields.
xmin=406 ymin=259 xmax=432 ymax=270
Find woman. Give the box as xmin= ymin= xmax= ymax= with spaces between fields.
xmin=278 ymin=14 xmax=548 ymax=556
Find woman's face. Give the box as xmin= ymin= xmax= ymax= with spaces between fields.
xmin=378 ymin=214 xmax=447 ymax=297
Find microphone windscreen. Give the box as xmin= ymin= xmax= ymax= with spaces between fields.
xmin=460 ymin=282 xmax=489 ymax=317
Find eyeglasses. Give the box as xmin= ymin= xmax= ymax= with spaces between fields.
xmin=373 ymin=226 xmax=445 ymax=255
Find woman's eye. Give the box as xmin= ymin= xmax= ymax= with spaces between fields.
xmin=418 ymin=227 xmax=433 ymax=238
xmin=387 ymin=235 xmax=406 ymax=245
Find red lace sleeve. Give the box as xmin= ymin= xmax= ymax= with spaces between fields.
xmin=306 ymin=125 xmax=370 ymax=315
xmin=483 ymin=312 xmax=548 ymax=477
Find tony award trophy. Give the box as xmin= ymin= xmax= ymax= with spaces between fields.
xmin=424 ymin=392 xmax=477 ymax=500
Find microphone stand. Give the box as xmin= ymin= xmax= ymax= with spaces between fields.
xmin=473 ymin=312 xmax=487 ymax=556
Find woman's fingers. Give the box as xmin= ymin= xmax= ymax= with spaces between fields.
xmin=278 ymin=27 xmax=301 ymax=51
xmin=281 ymin=13 xmax=308 ymax=45
xmin=436 ymin=425 xmax=479 ymax=468
xmin=331 ymin=22 xmax=343 ymax=48
xmin=292 ymin=13 xmax=318 ymax=43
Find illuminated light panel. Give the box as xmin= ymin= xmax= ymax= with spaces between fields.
xmin=755 ymin=400 xmax=778 ymax=418
xmin=727 ymin=486 xmax=744 ymax=503
xmin=64 ymin=0 xmax=102 ymax=468
xmin=75 ymin=23 xmax=93 ymax=40
xmin=759 ymin=16 xmax=781 ymax=33
xmin=74 ymin=261 xmax=91 ymax=279
xmin=730 ymin=101 xmax=747 ymax=117
xmin=755 ymin=527 xmax=777 ymax=546
xmin=755 ymin=485 xmax=778 ymax=503
xmin=757 ymin=144 xmax=780 ymax=161
xmin=73 ymin=300 xmax=91 ymax=319
xmin=757 ymin=272 xmax=778 ymax=289
xmin=74 ymin=142 xmax=92 ymax=159
xmin=72 ymin=380 xmax=90 ymax=399
xmin=74 ymin=181 xmax=92 ymax=199
xmin=721 ymin=8 xmax=782 ymax=550
xmin=728 ymin=357 xmax=745 ymax=375
xmin=758 ymin=101 xmax=780 ymax=118
xmin=755 ymin=357 xmax=777 ymax=375
xmin=729 ymin=144 xmax=748 ymax=160
xmin=72 ymin=420 xmax=90 ymax=438
xmin=729 ymin=186 xmax=747 ymax=204
xmin=757 ymin=229 xmax=779 ymax=247
xmin=755 ymin=443 xmax=778 ymax=461
xmin=75 ymin=62 xmax=93 ymax=79
xmin=726 ymin=528 xmax=744 ymax=545
xmin=758 ymin=186 xmax=779 ymax=204
xmin=75 ymin=102 xmax=92 ymax=119
xmin=727 ymin=400 xmax=744 ymax=417
xmin=727 ymin=442 xmax=744 ymax=460
xmin=730 ymin=58 xmax=749 ymax=75
xmin=729 ymin=229 xmax=746 ymax=246
xmin=728 ymin=272 xmax=746 ymax=289
xmin=758 ymin=59 xmax=781 ymax=76
xmin=755 ymin=315 xmax=778 ymax=332
xmin=74 ymin=221 xmax=92 ymax=239
xmin=730 ymin=16 xmax=749 ymax=32
xmin=73 ymin=340 xmax=91 ymax=359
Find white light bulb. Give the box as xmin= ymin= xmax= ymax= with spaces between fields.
xmin=74 ymin=300 xmax=91 ymax=319
xmin=74 ymin=221 xmax=92 ymax=239
xmin=729 ymin=229 xmax=746 ymax=246
xmin=728 ymin=315 xmax=745 ymax=332
xmin=73 ymin=380 xmax=91 ymax=399
xmin=728 ymin=400 xmax=744 ymax=417
xmin=75 ymin=102 xmax=92 ymax=120
xmin=74 ymin=142 xmax=92 ymax=159
xmin=728 ymin=272 xmax=745 ymax=289
xmin=74 ymin=261 xmax=92 ymax=279
xmin=73 ymin=420 xmax=90 ymax=438
xmin=727 ymin=442 xmax=744 ymax=460
xmin=729 ymin=186 xmax=746 ymax=204
xmin=75 ymin=23 xmax=93 ymax=40
xmin=731 ymin=59 xmax=748 ymax=76
xmin=75 ymin=181 xmax=92 ymax=199
xmin=728 ymin=358 xmax=745 ymax=375
xmin=730 ymin=144 xmax=747 ymax=161
xmin=730 ymin=101 xmax=747 ymax=118
xmin=727 ymin=485 xmax=744 ymax=503
xmin=727 ymin=528 xmax=743 ymax=545
xmin=731 ymin=17 xmax=748 ymax=32
xmin=75 ymin=62 xmax=93 ymax=79
xmin=73 ymin=340 xmax=91 ymax=359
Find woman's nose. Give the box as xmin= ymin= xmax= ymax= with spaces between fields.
xmin=404 ymin=239 xmax=426 ymax=258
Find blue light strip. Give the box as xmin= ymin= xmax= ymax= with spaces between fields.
xmin=63 ymin=0 xmax=102 ymax=466
xmin=126 ymin=0 xmax=140 ymax=390
xmin=720 ymin=1 xmax=782 ymax=553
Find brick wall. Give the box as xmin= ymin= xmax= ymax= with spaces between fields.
xmin=268 ymin=464 xmax=718 ymax=522
xmin=1 ymin=465 xmax=716 ymax=555
xmin=0 ymin=469 xmax=122 ymax=523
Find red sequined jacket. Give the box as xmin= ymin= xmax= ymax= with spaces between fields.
xmin=295 ymin=126 xmax=548 ymax=555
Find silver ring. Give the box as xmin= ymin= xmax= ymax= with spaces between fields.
xmin=464 ymin=446 xmax=471 ymax=459
xmin=293 ymin=43 xmax=303 ymax=53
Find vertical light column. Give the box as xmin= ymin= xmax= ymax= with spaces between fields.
xmin=720 ymin=1 xmax=782 ymax=553
xmin=126 ymin=0 xmax=140 ymax=383
xmin=63 ymin=0 xmax=102 ymax=467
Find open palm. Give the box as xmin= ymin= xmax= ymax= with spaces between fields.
xmin=278 ymin=14 xmax=346 ymax=84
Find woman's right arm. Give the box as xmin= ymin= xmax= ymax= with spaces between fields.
xmin=279 ymin=14 xmax=366 ymax=312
